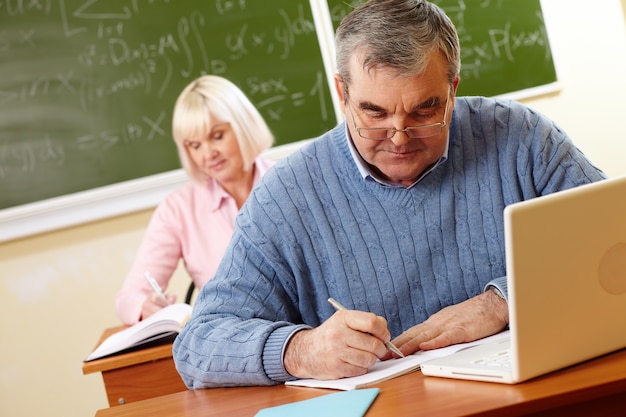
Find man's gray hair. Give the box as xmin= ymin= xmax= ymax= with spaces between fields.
xmin=336 ymin=0 xmax=460 ymax=88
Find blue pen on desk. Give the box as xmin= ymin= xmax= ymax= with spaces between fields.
xmin=144 ymin=271 xmax=168 ymax=302
xmin=327 ymin=297 xmax=405 ymax=358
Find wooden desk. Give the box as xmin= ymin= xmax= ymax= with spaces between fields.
xmin=94 ymin=347 xmax=626 ymax=416
xmin=82 ymin=326 xmax=187 ymax=407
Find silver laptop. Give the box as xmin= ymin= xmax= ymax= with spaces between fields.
xmin=420 ymin=175 xmax=626 ymax=384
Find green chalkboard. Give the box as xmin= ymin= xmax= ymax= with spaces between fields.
xmin=327 ymin=0 xmax=558 ymax=98
xmin=0 ymin=0 xmax=336 ymax=210
xmin=0 ymin=0 xmax=557 ymax=213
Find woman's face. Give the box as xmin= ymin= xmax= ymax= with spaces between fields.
xmin=184 ymin=119 xmax=245 ymax=184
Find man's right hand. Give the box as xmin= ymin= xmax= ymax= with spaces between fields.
xmin=283 ymin=309 xmax=391 ymax=380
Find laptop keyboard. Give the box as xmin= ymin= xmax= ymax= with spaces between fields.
xmin=473 ymin=348 xmax=512 ymax=367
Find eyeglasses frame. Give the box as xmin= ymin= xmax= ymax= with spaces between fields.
xmin=346 ymin=86 xmax=452 ymax=140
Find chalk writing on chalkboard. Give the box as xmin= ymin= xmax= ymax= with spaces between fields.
xmin=0 ymin=0 xmax=336 ymax=210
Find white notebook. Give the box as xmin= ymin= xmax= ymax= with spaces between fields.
xmin=421 ymin=176 xmax=626 ymax=383
xmin=85 ymin=303 xmax=192 ymax=361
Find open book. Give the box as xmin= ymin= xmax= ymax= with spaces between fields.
xmin=85 ymin=303 xmax=192 ymax=361
xmin=285 ymin=331 xmax=510 ymax=390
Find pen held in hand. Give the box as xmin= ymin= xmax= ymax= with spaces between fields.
xmin=327 ymin=297 xmax=405 ymax=358
xmin=144 ymin=271 xmax=168 ymax=303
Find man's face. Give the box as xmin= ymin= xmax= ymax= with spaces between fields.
xmin=336 ymin=52 xmax=457 ymax=186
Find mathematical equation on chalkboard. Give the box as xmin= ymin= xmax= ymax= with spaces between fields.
xmin=0 ymin=0 xmax=336 ymax=209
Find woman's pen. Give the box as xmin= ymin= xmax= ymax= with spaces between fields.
xmin=327 ymin=297 xmax=405 ymax=358
xmin=144 ymin=271 xmax=168 ymax=302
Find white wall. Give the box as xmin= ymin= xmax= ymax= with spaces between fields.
xmin=1 ymin=1 xmax=625 ymax=416
xmin=525 ymin=0 xmax=626 ymax=178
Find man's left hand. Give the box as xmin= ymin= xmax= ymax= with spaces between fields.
xmin=385 ymin=290 xmax=508 ymax=358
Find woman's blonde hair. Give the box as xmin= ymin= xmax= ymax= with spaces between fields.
xmin=172 ymin=75 xmax=274 ymax=183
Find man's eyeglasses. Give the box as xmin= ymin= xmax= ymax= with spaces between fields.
xmin=347 ymin=87 xmax=451 ymax=140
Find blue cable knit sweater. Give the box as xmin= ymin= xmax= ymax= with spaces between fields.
xmin=173 ymin=97 xmax=605 ymax=388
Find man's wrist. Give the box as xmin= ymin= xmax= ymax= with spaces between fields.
xmin=488 ymin=285 xmax=506 ymax=300
xmin=283 ymin=328 xmax=309 ymax=378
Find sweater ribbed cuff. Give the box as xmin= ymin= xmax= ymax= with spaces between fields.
xmin=484 ymin=276 xmax=509 ymax=303
xmin=263 ymin=324 xmax=311 ymax=382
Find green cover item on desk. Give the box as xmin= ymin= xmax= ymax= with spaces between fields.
xmin=254 ymin=388 xmax=379 ymax=417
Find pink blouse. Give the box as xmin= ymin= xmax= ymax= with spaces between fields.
xmin=115 ymin=158 xmax=274 ymax=324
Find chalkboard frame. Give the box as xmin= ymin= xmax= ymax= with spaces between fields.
xmin=0 ymin=0 xmax=559 ymax=242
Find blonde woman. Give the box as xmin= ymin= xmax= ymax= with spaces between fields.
xmin=116 ymin=75 xmax=274 ymax=324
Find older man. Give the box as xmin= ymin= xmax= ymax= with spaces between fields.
xmin=173 ymin=0 xmax=605 ymax=388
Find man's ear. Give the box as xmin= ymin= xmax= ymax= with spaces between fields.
xmin=334 ymin=74 xmax=347 ymax=112
xmin=452 ymin=76 xmax=460 ymax=94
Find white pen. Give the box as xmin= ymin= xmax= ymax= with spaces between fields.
xmin=328 ymin=297 xmax=405 ymax=358
xmin=144 ymin=271 xmax=168 ymax=302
